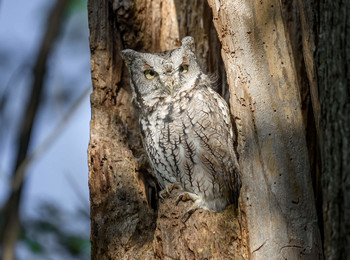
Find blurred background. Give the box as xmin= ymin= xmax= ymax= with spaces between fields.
xmin=0 ymin=0 xmax=91 ymax=259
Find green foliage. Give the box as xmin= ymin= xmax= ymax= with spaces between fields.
xmin=20 ymin=233 xmax=43 ymax=253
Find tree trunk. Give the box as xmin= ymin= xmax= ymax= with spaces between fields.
xmin=88 ymin=0 xmax=325 ymax=259
xmin=206 ymin=0 xmax=323 ymax=258
xmin=317 ymin=0 xmax=350 ymax=259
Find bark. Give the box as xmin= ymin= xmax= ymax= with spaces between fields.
xmin=317 ymin=0 xmax=350 ymax=258
xmin=280 ymin=0 xmax=323 ymax=242
xmin=88 ymin=0 xmax=247 ymax=258
xmin=206 ymin=0 xmax=323 ymax=258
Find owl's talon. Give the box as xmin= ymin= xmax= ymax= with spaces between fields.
xmin=176 ymin=195 xmax=183 ymax=206
xmin=182 ymin=207 xmax=199 ymax=222
xmin=159 ymin=192 xmax=166 ymax=200
xmin=159 ymin=183 xmax=181 ymax=199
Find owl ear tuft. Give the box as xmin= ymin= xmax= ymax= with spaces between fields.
xmin=181 ymin=36 xmax=195 ymax=52
xmin=120 ymin=49 xmax=137 ymax=66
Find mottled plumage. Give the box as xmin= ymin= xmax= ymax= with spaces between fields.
xmin=121 ymin=37 xmax=241 ymax=212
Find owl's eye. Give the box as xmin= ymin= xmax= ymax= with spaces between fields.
xmin=179 ymin=64 xmax=189 ymax=74
xmin=144 ymin=70 xmax=157 ymax=79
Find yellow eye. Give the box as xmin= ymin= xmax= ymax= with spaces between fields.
xmin=179 ymin=64 xmax=188 ymax=74
xmin=144 ymin=70 xmax=156 ymax=79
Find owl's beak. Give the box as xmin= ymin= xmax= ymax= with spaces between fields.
xmin=166 ymin=77 xmax=174 ymax=95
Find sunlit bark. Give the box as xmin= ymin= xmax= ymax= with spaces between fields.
xmin=207 ymin=0 xmax=324 ymax=258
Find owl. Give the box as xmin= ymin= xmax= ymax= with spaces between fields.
xmin=121 ymin=36 xmax=241 ymax=214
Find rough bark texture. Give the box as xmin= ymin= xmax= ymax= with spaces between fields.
xmin=318 ymin=0 xmax=350 ymax=259
xmin=280 ymin=0 xmax=323 ymax=242
xmin=153 ymin=190 xmax=247 ymax=259
xmin=206 ymin=0 xmax=323 ymax=259
xmin=88 ymin=0 xmax=248 ymax=258
xmin=88 ymin=1 xmax=155 ymax=258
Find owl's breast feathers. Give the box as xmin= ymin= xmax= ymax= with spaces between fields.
xmin=139 ymin=83 xmax=241 ymax=212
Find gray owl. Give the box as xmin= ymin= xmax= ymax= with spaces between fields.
xmin=121 ymin=36 xmax=241 ymax=214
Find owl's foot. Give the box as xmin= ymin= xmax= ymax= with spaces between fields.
xmin=176 ymin=192 xmax=205 ymax=222
xmin=159 ymin=183 xmax=181 ymax=199
xmin=176 ymin=192 xmax=199 ymax=205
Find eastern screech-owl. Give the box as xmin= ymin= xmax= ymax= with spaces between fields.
xmin=121 ymin=36 xmax=241 ymax=213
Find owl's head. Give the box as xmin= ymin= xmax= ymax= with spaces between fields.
xmin=121 ymin=36 xmax=202 ymax=108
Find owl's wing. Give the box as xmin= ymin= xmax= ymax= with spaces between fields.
xmin=187 ymin=86 xmax=241 ymax=206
